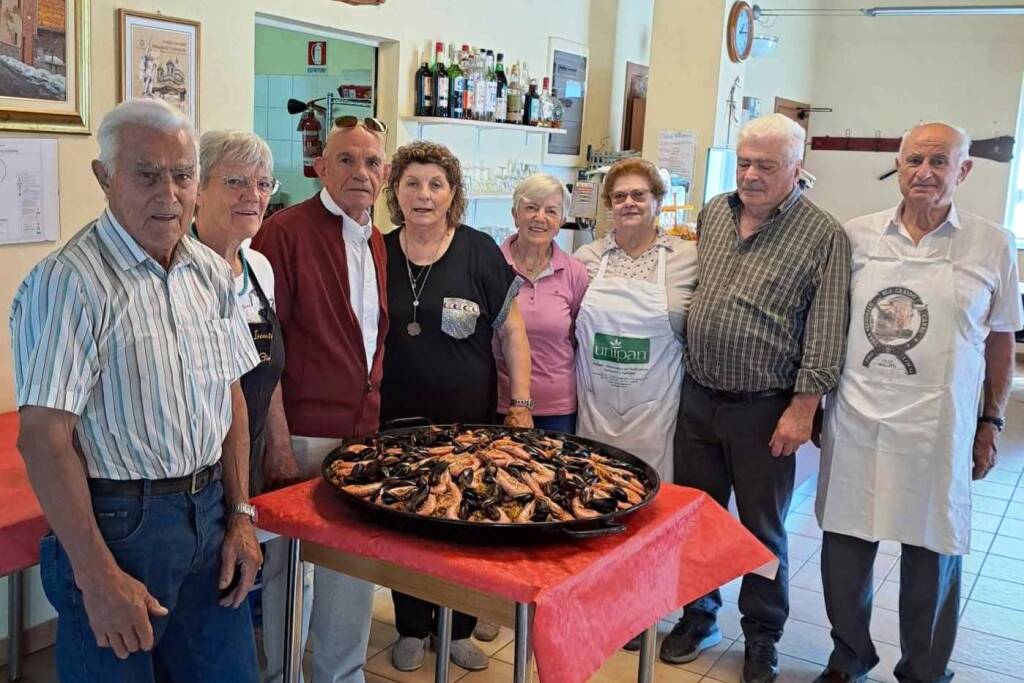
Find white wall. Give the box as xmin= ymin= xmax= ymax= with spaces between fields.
xmin=607 ymin=0 xmax=655 ymax=150
xmin=743 ymin=1 xmax=818 ymax=129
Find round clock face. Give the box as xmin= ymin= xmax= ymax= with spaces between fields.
xmin=728 ymin=2 xmax=755 ymax=63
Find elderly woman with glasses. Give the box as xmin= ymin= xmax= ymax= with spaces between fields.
xmin=192 ymin=129 xmax=299 ymax=495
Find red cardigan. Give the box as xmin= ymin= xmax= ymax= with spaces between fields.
xmin=252 ymin=194 xmax=389 ymax=439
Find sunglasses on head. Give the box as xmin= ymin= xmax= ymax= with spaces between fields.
xmin=334 ymin=116 xmax=388 ymax=134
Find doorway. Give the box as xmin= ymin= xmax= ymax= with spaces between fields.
xmin=620 ymin=61 xmax=648 ymax=151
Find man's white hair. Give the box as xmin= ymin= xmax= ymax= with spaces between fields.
xmin=97 ymin=98 xmax=197 ymax=175
xmin=899 ymin=121 xmax=971 ymax=161
xmin=512 ymin=173 xmax=571 ymax=220
xmin=199 ymin=130 xmax=274 ymax=187
xmin=737 ymin=113 xmax=806 ymax=164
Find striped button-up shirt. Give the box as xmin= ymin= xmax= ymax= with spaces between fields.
xmin=10 ymin=210 xmax=259 ymax=480
xmin=685 ymin=189 xmax=851 ymax=394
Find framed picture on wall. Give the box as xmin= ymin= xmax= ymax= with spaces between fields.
xmin=117 ymin=9 xmax=199 ymax=125
xmin=0 ymin=0 xmax=91 ymax=134
xmin=543 ymin=36 xmax=588 ymax=167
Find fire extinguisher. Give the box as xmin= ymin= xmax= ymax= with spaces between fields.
xmin=298 ymin=109 xmax=322 ymax=178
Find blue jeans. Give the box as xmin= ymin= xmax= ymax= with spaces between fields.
xmin=498 ymin=412 xmax=577 ymax=434
xmin=39 ymin=480 xmax=259 ymax=683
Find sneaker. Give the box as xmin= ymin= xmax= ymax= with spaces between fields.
xmin=391 ymin=636 xmax=426 ymax=672
xmin=473 ymin=620 xmax=500 ymax=642
xmin=450 ymin=638 xmax=488 ymax=671
xmin=659 ymin=621 xmax=722 ymax=663
xmin=813 ymin=669 xmax=866 ymax=683
xmin=742 ymin=639 xmax=779 ymax=683
xmin=622 ymin=632 xmax=643 ymax=651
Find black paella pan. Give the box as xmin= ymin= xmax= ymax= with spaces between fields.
xmin=320 ymin=421 xmax=661 ymax=543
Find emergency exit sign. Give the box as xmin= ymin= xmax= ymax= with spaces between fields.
xmin=307 ymin=41 xmax=327 ymax=73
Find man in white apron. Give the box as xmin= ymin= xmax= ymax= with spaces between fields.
xmin=669 ymin=115 xmax=852 ymax=683
xmin=815 ymin=122 xmax=1021 ymax=683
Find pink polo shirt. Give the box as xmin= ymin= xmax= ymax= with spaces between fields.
xmin=494 ymin=235 xmax=590 ymax=416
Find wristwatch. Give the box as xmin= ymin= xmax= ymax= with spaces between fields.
xmin=231 ymin=502 xmax=258 ymax=523
xmin=978 ymin=415 xmax=1006 ymax=432
xmin=510 ymin=398 xmax=534 ymax=410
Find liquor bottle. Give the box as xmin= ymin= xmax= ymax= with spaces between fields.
xmin=550 ymin=87 xmax=565 ymax=129
xmin=471 ymin=49 xmax=486 ymax=120
xmin=538 ymin=77 xmax=553 ymax=127
xmin=506 ymin=62 xmax=523 ymax=125
xmin=432 ymin=42 xmax=449 ymax=117
xmin=523 ymin=77 xmax=540 ymax=126
xmin=494 ymin=53 xmax=508 ymax=124
xmin=414 ymin=47 xmax=433 ymax=117
xmin=447 ymin=43 xmax=463 ymax=119
xmin=460 ymin=45 xmax=475 ymax=119
xmin=483 ymin=50 xmax=497 ymax=122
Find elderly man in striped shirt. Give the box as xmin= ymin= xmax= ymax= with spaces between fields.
xmin=10 ymin=99 xmax=262 ymax=682
xmin=664 ymin=114 xmax=852 ymax=683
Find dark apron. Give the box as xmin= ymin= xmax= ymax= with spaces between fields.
xmin=240 ymin=263 xmax=285 ymax=496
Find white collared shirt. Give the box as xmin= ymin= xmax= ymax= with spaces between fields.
xmin=319 ymin=188 xmax=379 ymax=373
xmin=845 ymin=203 xmax=1023 ymax=344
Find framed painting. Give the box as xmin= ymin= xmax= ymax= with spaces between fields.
xmin=0 ymin=0 xmax=90 ymax=133
xmin=117 ymin=9 xmax=199 ymax=125
xmin=543 ymin=36 xmax=588 ymax=167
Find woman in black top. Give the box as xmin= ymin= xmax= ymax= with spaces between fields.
xmin=380 ymin=141 xmax=532 ymax=673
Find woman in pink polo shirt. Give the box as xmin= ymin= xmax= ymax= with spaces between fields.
xmin=495 ymin=173 xmax=589 ymax=433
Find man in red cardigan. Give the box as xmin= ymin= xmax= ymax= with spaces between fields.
xmin=254 ymin=120 xmax=389 ymax=683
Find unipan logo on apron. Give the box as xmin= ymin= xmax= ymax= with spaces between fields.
xmin=592 ymin=333 xmax=651 ymax=364
xmin=863 ymin=286 xmax=929 ymax=374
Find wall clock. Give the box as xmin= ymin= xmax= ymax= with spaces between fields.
xmin=727 ymin=1 xmax=755 ymax=63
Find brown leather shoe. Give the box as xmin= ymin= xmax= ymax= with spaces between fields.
xmin=813 ymin=669 xmax=867 ymax=683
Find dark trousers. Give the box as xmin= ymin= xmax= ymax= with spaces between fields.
xmin=393 ymin=591 xmax=477 ymax=640
xmin=40 ymin=481 xmax=259 ymax=683
xmin=673 ymin=375 xmax=796 ymax=643
xmin=821 ymin=531 xmax=960 ymax=683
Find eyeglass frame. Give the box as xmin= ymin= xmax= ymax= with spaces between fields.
xmin=220 ymin=175 xmax=281 ymax=196
xmin=609 ymin=189 xmax=654 ymax=205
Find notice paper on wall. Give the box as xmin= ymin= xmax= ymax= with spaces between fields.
xmin=0 ymin=138 xmax=60 ymax=246
xmin=656 ymin=130 xmax=698 ymax=184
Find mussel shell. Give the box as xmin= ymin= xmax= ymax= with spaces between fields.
xmin=407 ymin=486 xmax=430 ymax=512
xmin=587 ymin=497 xmax=619 ymax=514
xmin=456 ymin=468 xmax=475 ymax=488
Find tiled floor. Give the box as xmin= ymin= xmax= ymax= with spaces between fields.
xmin=6 ymin=395 xmax=1024 ymax=683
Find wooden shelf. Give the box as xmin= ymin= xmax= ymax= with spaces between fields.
xmin=401 ymin=116 xmax=567 ymax=135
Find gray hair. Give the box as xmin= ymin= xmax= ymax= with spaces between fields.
xmin=199 ymin=130 xmax=274 ymax=187
xmin=899 ymin=121 xmax=971 ymax=162
xmin=737 ymin=113 xmax=806 ymax=165
xmin=97 ymin=98 xmax=197 ymax=174
xmin=512 ymin=173 xmax=571 ymax=219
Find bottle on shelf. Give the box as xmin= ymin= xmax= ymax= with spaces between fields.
xmin=550 ymin=86 xmax=565 ymax=129
xmin=447 ymin=43 xmax=463 ymax=119
xmin=506 ymin=62 xmax=523 ymax=125
xmin=483 ymin=50 xmax=497 ymax=122
xmin=414 ymin=47 xmax=433 ymax=117
xmin=538 ymin=76 xmax=553 ymax=127
xmin=459 ymin=44 xmax=475 ymax=120
xmin=432 ymin=41 xmax=449 ymax=117
xmin=494 ymin=53 xmax=508 ymax=124
xmin=523 ymin=75 xmax=540 ymax=126
xmin=469 ymin=48 xmax=485 ymax=120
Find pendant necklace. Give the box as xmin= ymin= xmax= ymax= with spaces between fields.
xmin=403 ymin=227 xmax=449 ymax=336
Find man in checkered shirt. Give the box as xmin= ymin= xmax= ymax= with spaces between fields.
xmin=661 ymin=114 xmax=851 ymax=683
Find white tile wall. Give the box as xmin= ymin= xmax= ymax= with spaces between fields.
xmin=253 ymin=75 xmax=269 ymax=108
xmin=267 ymin=76 xmax=293 ymax=108
xmin=267 ymin=108 xmax=294 ymax=143
xmin=253 ymin=107 xmax=269 ymax=141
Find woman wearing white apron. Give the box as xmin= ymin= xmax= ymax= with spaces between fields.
xmin=573 ymin=158 xmax=698 ymax=648
xmin=815 ymin=123 xmax=1022 ymax=683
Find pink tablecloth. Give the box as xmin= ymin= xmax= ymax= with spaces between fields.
xmin=254 ymin=479 xmax=776 ymax=683
xmin=0 ymin=412 xmax=47 ymax=576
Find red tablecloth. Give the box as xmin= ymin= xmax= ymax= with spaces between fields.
xmin=0 ymin=412 xmax=47 ymax=576
xmin=254 ymin=479 xmax=776 ymax=683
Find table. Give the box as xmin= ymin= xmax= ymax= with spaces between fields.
xmin=0 ymin=412 xmax=47 ymax=682
xmin=253 ymin=479 xmax=777 ymax=683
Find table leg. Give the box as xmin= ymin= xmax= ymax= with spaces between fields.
xmin=434 ymin=606 xmax=453 ymax=682
xmin=513 ymin=602 xmax=533 ymax=683
xmin=637 ymin=622 xmax=657 ymax=683
xmin=7 ymin=571 xmax=23 ymax=682
xmin=282 ymin=539 xmax=303 ymax=683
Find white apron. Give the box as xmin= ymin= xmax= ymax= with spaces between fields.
xmin=816 ymin=230 xmax=983 ymax=555
xmin=575 ymin=248 xmax=683 ymax=481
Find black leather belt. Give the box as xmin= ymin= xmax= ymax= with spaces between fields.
xmin=88 ymin=462 xmax=222 ymax=497
xmin=689 ymin=378 xmax=792 ymax=403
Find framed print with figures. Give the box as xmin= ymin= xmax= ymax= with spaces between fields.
xmin=118 ymin=9 xmax=199 ymax=124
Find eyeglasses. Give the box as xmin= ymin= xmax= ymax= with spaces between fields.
xmin=221 ymin=175 xmax=280 ymax=196
xmin=334 ymin=116 xmax=388 ymax=134
xmin=610 ymin=189 xmax=652 ymax=205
